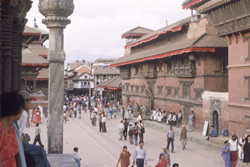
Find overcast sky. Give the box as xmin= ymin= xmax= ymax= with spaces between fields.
xmin=26 ymin=0 xmax=191 ymax=64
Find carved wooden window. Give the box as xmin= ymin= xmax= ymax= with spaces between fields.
xmin=194 ymin=88 xmax=203 ymax=100
xmin=167 ymin=61 xmax=172 ymax=73
xmin=135 ymin=66 xmax=139 ymax=76
xmin=246 ymin=37 xmax=250 ymax=62
xmin=179 ymin=81 xmax=193 ymax=99
xmin=158 ymin=63 xmax=163 ymax=73
xmin=130 ymin=85 xmax=134 ymax=93
xmin=173 ymin=87 xmax=179 ymax=97
xmin=122 ymin=85 xmax=125 ymax=91
xmin=125 ymin=83 xmax=129 ymax=92
xmin=135 ymin=86 xmax=139 ymax=94
xmin=140 ymin=85 xmax=145 ymax=94
xmin=245 ymin=76 xmax=250 ymax=102
xmin=166 ymin=87 xmax=172 ymax=97
xmin=157 ymin=86 xmax=163 ymax=96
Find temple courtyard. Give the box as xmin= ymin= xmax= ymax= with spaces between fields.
xmin=22 ymin=111 xmax=245 ymax=167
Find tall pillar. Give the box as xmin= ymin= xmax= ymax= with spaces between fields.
xmin=39 ymin=0 xmax=74 ymax=154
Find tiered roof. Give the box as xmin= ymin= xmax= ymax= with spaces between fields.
xmin=98 ymin=76 xmax=122 ymax=90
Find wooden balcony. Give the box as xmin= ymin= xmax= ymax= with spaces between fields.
xmin=174 ymin=67 xmax=196 ymax=78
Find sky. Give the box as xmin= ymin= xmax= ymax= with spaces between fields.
xmin=26 ymin=0 xmax=191 ymax=65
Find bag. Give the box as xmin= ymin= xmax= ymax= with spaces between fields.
xmin=129 ymin=129 xmax=133 ymax=136
xmin=134 ymin=129 xmax=138 ymax=135
xmin=141 ymin=127 xmax=145 ymax=134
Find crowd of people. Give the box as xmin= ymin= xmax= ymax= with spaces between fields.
xmin=149 ymin=109 xmax=195 ymax=131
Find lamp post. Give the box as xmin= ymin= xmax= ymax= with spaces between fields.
xmin=88 ymin=63 xmax=92 ymax=109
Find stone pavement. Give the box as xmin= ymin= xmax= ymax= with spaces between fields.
xmin=23 ymin=110 xmax=245 ymax=167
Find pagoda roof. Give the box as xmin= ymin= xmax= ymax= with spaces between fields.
xmin=22 ymin=49 xmax=49 ymax=66
xmin=125 ymin=17 xmax=191 ymax=49
xmin=23 ymin=26 xmax=41 ymax=35
xmin=94 ymin=67 xmax=120 ymax=75
xmin=37 ymin=68 xmax=48 ymax=80
xmin=111 ymin=33 xmax=227 ymax=67
xmin=182 ymin=0 xmax=210 ymax=9
xmin=98 ymin=76 xmax=122 ymax=90
xmin=121 ymin=26 xmax=154 ymax=39
xmin=26 ymin=44 xmax=48 ymax=58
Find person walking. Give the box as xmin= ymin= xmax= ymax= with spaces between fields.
xmin=123 ymin=119 xmax=128 ymax=140
xmin=133 ymin=141 xmax=147 ymax=167
xmin=188 ymin=111 xmax=195 ymax=131
xmin=122 ymin=107 xmax=125 ymax=120
xmin=156 ymin=153 xmax=167 ymax=167
xmin=163 ymin=146 xmax=171 ymax=167
xmin=166 ymin=126 xmax=175 ymax=153
xmin=72 ymin=147 xmax=81 ymax=167
xmin=133 ymin=122 xmax=139 ymax=145
xmin=118 ymin=120 xmax=125 ymax=140
xmin=229 ymin=134 xmax=238 ymax=167
xmin=180 ymin=125 xmax=187 ymax=150
xmin=128 ymin=124 xmax=134 ymax=144
xmin=242 ymin=135 xmax=250 ymax=167
xmin=176 ymin=110 xmax=182 ymax=128
xmin=33 ymin=123 xmax=44 ymax=148
xmin=221 ymin=140 xmax=230 ymax=167
xmin=102 ymin=115 xmax=107 ymax=132
xmin=138 ymin=120 xmax=145 ymax=142
xmin=98 ymin=113 xmax=103 ymax=132
xmin=78 ymin=105 xmax=81 ymax=119
xmin=125 ymin=109 xmax=131 ymax=124
xmin=116 ymin=145 xmax=131 ymax=167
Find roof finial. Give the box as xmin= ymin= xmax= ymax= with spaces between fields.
xmin=34 ymin=17 xmax=38 ymax=28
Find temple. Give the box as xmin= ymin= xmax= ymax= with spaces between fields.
xmin=185 ymin=0 xmax=250 ymax=137
xmin=112 ymin=11 xmax=228 ymax=132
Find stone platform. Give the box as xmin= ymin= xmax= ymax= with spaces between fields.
xmin=47 ymin=154 xmax=77 ymax=167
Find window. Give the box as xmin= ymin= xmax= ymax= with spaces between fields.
xmin=84 ymin=82 xmax=87 ymax=85
xmin=194 ymin=88 xmax=203 ymax=100
xmin=140 ymin=85 xmax=145 ymax=94
xmin=159 ymin=63 xmax=163 ymax=73
xmin=130 ymin=85 xmax=134 ymax=92
xmin=84 ymin=75 xmax=87 ymax=79
xmin=245 ymin=76 xmax=250 ymax=102
xmin=96 ymin=82 xmax=99 ymax=85
xmin=166 ymin=87 xmax=172 ymax=97
xmin=135 ymin=86 xmax=139 ymax=94
xmin=173 ymin=87 xmax=179 ymax=97
xmin=167 ymin=61 xmax=172 ymax=73
xmin=180 ymin=81 xmax=193 ymax=99
xmin=135 ymin=66 xmax=139 ymax=75
xmin=157 ymin=86 xmax=163 ymax=96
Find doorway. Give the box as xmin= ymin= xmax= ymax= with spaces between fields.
xmin=212 ymin=111 xmax=219 ymax=133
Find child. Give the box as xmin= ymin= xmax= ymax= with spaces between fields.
xmin=221 ymin=140 xmax=230 ymax=167
xmin=72 ymin=147 xmax=81 ymax=167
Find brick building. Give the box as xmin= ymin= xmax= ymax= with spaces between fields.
xmin=111 ymin=14 xmax=228 ymax=132
xmin=186 ymin=0 xmax=250 ymax=136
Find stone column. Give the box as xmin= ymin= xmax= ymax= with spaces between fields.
xmin=39 ymin=0 xmax=74 ymax=154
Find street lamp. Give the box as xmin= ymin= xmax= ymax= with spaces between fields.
xmin=88 ymin=62 xmax=92 ymax=109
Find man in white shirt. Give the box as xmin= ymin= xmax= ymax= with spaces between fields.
xmin=118 ymin=120 xmax=125 ymax=140
xmin=17 ymin=90 xmax=37 ymax=136
xmin=72 ymin=147 xmax=81 ymax=167
xmin=33 ymin=123 xmax=44 ymax=148
xmin=133 ymin=141 xmax=147 ymax=167
xmin=102 ymin=115 xmax=107 ymax=132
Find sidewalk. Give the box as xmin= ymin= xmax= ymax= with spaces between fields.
xmin=142 ymin=120 xmax=227 ymax=152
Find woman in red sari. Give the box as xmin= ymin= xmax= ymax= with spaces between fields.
xmin=116 ymin=146 xmax=131 ymax=167
xmin=156 ymin=153 xmax=167 ymax=167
